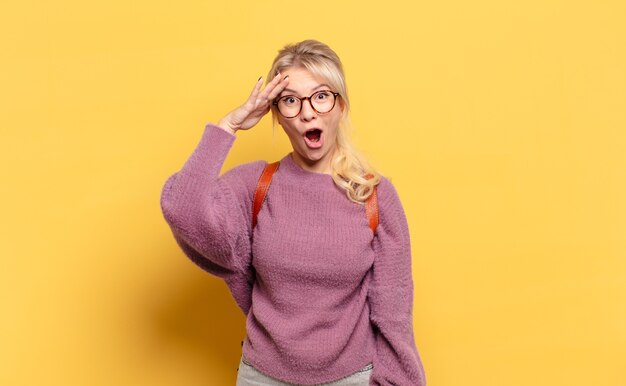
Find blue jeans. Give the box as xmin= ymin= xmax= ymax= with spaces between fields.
xmin=236 ymin=356 xmax=373 ymax=386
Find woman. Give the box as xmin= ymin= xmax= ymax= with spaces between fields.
xmin=160 ymin=40 xmax=426 ymax=385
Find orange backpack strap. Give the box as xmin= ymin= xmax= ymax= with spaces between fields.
xmin=365 ymin=186 xmax=379 ymax=234
xmin=252 ymin=161 xmax=280 ymax=228
xmin=364 ymin=175 xmax=379 ymax=235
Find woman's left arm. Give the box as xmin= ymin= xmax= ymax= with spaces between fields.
xmin=368 ymin=178 xmax=426 ymax=386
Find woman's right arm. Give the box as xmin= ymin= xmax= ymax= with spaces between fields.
xmin=160 ymin=124 xmax=255 ymax=276
xmin=159 ymin=74 xmax=288 ymax=313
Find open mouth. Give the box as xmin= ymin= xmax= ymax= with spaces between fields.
xmin=303 ymin=128 xmax=323 ymax=149
xmin=305 ymin=129 xmax=322 ymax=143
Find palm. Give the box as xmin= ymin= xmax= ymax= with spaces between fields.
xmin=232 ymin=100 xmax=270 ymax=130
xmin=220 ymin=73 xmax=288 ymax=132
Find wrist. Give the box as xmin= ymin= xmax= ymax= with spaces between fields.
xmin=216 ymin=119 xmax=237 ymax=135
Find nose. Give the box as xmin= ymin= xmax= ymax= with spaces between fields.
xmin=299 ymin=97 xmax=317 ymax=121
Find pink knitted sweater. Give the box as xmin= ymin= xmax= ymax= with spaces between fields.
xmin=160 ymin=124 xmax=426 ymax=385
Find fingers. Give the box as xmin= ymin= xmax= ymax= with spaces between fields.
xmin=259 ymin=73 xmax=289 ymax=102
xmin=247 ymin=76 xmax=265 ymax=102
xmin=242 ymin=72 xmax=289 ymax=119
xmin=266 ymin=75 xmax=289 ymax=101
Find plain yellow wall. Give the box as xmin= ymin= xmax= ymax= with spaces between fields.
xmin=1 ymin=0 xmax=624 ymax=385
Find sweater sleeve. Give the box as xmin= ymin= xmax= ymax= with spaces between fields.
xmin=368 ymin=178 xmax=426 ymax=386
xmin=160 ymin=123 xmax=264 ymax=315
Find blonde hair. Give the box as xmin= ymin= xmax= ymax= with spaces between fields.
xmin=267 ymin=40 xmax=380 ymax=204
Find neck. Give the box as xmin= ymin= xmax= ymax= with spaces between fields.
xmin=290 ymin=149 xmax=337 ymax=175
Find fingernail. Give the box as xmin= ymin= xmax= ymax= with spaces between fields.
xmin=283 ymin=75 xmax=289 ymax=80
xmin=258 ymin=76 xmax=262 ymax=81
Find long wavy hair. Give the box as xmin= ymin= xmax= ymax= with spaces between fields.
xmin=267 ymin=40 xmax=380 ymax=204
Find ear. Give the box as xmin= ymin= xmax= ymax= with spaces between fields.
xmin=338 ymin=99 xmax=347 ymax=119
xmin=276 ymin=113 xmax=285 ymax=128
xmin=338 ymin=97 xmax=346 ymax=113
xmin=269 ymin=107 xmax=283 ymax=127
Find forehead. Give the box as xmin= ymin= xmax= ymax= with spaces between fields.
xmin=280 ymin=67 xmax=329 ymax=95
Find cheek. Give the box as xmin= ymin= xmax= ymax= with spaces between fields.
xmin=276 ymin=116 xmax=288 ymax=131
xmin=326 ymin=114 xmax=342 ymax=134
xmin=280 ymin=122 xmax=299 ymax=140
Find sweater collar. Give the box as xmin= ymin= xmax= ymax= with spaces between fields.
xmin=280 ymin=152 xmax=335 ymax=182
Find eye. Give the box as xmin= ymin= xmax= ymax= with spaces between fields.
xmin=281 ymin=96 xmax=298 ymax=106
xmin=314 ymin=91 xmax=331 ymax=100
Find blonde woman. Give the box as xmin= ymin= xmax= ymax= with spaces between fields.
xmin=160 ymin=40 xmax=426 ymax=385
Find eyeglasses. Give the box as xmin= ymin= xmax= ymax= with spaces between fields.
xmin=273 ymin=90 xmax=340 ymax=118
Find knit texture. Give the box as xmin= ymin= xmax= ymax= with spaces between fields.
xmin=160 ymin=124 xmax=426 ymax=385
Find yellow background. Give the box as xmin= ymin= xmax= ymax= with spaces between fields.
xmin=1 ymin=0 xmax=624 ymax=385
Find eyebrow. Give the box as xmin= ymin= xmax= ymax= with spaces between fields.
xmin=280 ymin=84 xmax=331 ymax=97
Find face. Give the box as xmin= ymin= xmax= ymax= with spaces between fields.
xmin=275 ymin=67 xmax=343 ymax=174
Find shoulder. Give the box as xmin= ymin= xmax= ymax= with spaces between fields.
xmin=220 ymin=160 xmax=271 ymax=198
xmin=222 ymin=159 xmax=267 ymax=180
xmin=374 ymin=175 xmax=409 ymax=234
xmin=375 ymin=175 xmax=403 ymax=208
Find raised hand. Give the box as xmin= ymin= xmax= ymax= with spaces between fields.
xmin=217 ymin=73 xmax=289 ymax=134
